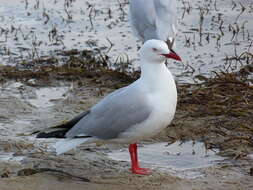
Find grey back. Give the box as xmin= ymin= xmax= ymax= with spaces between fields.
xmin=66 ymin=83 xmax=152 ymax=140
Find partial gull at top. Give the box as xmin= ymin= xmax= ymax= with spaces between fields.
xmin=130 ymin=0 xmax=178 ymax=47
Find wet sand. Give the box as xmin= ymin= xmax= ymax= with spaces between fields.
xmin=0 ymin=65 xmax=252 ymax=190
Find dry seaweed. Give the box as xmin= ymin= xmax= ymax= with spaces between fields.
xmin=168 ymin=66 xmax=253 ymax=157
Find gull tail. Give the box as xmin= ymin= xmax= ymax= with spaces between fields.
xmin=54 ymin=138 xmax=97 ymax=155
xmin=34 ymin=110 xmax=95 ymax=155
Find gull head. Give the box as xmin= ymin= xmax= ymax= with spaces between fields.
xmin=139 ymin=39 xmax=181 ymax=63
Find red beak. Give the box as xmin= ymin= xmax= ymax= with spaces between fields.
xmin=161 ymin=50 xmax=182 ymax=61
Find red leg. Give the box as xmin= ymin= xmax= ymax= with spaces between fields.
xmin=128 ymin=143 xmax=152 ymax=175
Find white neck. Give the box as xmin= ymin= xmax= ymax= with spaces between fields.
xmin=140 ymin=59 xmax=173 ymax=86
xmin=139 ymin=58 xmax=177 ymax=118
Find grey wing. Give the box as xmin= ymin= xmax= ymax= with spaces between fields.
xmin=154 ymin=0 xmax=178 ymax=41
xmin=129 ymin=0 xmax=158 ymax=41
xmin=66 ymin=84 xmax=152 ymax=139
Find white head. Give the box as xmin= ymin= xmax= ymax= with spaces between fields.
xmin=139 ymin=39 xmax=181 ymax=63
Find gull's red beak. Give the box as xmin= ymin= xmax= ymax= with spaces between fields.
xmin=161 ymin=49 xmax=182 ymax=61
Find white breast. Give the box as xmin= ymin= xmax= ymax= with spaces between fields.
xmin=117 ymin=74 xmax=177 ymax=144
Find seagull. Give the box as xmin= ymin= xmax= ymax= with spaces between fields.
xmin=129 ymin=0 xmax=178 ymax=47
xmin=37 ymin=40 xmax=181 ymax=175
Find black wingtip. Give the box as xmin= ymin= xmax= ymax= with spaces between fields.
xmin=36 ymin=130 xmax=67 ymax=138
xmin=36 ymin=132 xmax=47 ymax=138
xmin=36 ymin=111 xmax=90 ymax=138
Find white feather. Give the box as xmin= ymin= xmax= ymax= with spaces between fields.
xmin=54 ymin=138 xmax=96 ymax=155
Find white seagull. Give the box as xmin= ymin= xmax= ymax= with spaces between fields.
xmin=129 ymin=0 xmax=178 ymax=47
xmin=37 ymin=40 xmax=181 ymax=175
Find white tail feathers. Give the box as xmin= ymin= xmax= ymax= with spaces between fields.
xmin=54 ymin=138 xmax=96 ymax=155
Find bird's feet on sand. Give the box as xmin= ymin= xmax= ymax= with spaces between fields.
xmin=131 ymin=167 xmax=152 ymax=175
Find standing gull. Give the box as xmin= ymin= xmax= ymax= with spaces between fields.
xmin=37 ymin=40 xmax=181 ymax=175
xmin=130 ymin=0 xmax=178 ymax=47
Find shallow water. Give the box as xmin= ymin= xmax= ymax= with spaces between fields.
xmin=1 ymin=81 xmax=69 ymax=108
xmin=0 ymin=0 xmax=252 ymax=83
xmin=28 ymin=86 xmax=69 ymax=108
xmin=108 ymin=141 xmax=225 ymax=178
xmin=0 ymin=81 xmax=70 ymax=137
xmin=0 ymin=152 xmax=25 ymax=162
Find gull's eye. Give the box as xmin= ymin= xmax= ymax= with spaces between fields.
xmin=152 ymin=48 xmax=158 ymax=51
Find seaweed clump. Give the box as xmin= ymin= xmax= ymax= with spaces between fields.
xmin=168 ymin=65 xmax=253 ymax=158
xmin=0 ymin=49 xmax=137 ymax=88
